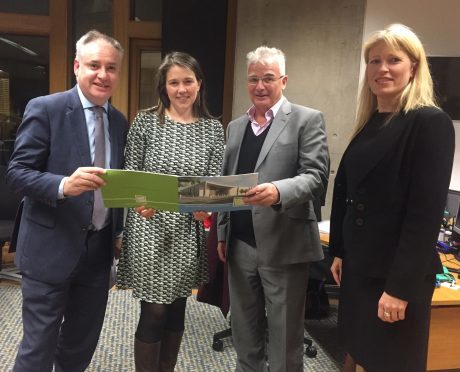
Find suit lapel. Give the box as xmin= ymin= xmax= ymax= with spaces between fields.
xmin=350 ymin=111 xmax=408 ymax=186
xmin=254 ymin=100 xmax=291 ymax=171
xmin=67 ymin=87 xmax=92 ymax=166
xmin=229 ymin=116 xmax=249 ymax=174
xmin=107 ymin=105 xmax=120 ymax=169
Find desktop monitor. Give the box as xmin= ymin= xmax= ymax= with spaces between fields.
xmin=454 ymin=201 xmax=460 ymax=235
xmin=454 ymin=201 xmax=460 ymax=262
xmin=429 ymin=57 xmax=460 ymax=121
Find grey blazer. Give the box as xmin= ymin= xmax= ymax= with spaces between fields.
xmin=218 ymin=99 xmax=329 ymax=265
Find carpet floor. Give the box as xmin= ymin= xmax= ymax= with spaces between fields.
xmin=0 ymin=283 xmax=342 ymax=371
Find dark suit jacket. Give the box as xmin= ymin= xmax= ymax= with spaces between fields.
xmin=197 ymin=213 xmax=230 ymax=316
xmin=6 ymin=86 xmax=128 ymax=284
xmin=218 ymin=99 xmax=329 ymax=265
xmin=329 ymin=107 xmax=455 ymax=302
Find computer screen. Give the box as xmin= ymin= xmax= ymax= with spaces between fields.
xmin=428 ymin=57 xmax=460 ymax=121
xmin=454 ymin=200 xmax=460 ymax=235
xmin=446 ymin=189 xmax=460 ymax=216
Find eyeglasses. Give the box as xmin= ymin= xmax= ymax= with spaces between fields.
xmin=247 ymin=75 xmax=284 ymax=85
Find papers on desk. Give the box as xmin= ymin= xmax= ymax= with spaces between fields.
xmin=318 ymin=220 xmax=330 ymax=234
xmin=440 ymin=282 xmax=460 ymax=291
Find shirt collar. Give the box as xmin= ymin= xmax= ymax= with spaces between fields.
xmin=76 ymin=85 xmax=109 ymax=112
xmin=246 ymin=96 xmax=285 ymax=125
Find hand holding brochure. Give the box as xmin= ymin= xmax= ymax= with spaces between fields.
xmin=99 ymin=170 xmax=258 ymax=212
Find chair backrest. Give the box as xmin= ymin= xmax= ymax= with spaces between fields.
xmin=0 ymin=165 xmax=22 ymax=220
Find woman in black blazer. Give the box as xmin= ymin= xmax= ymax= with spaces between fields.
xmin=329 ymin=24 xmax=455 ymax=372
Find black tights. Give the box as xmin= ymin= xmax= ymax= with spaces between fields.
xmin=135 ymin=297 xmax=187 ymax=343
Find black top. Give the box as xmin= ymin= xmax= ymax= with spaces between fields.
xmin=343 ymin=112 xmax=390 ymax=189
xmin=231 ymin=122 xmax=271 ymax=247
xmin=329 ymin=107 xmax=455 ymax=302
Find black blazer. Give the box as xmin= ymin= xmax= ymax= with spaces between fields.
xmin=329 ymin=107 xmax=455 ymax=302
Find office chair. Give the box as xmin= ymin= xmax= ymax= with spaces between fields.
xmin=212 ymin=322 xmax=317 ymax=358
xmin=0 ymin=165 xmax=22 ymax=281
xmin=197 ymin=213 xmax=317 ymax=358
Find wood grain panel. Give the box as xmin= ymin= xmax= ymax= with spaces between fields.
xmin=0 ymin=13 xmax=50 ymax=35
xmin=49 ymin=0 xmax=70 ymax=93
xmin=427 ymin=305 xmax=460 ymax=370
xmin=112 ymin=0 xmax=130 ymax=117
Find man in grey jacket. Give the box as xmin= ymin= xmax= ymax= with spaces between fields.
xmin=217 ymin=46 xmax=329 ymax=372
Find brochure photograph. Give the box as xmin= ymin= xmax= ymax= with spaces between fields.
xmin=99 ymin=170 xmax=259 ymax=212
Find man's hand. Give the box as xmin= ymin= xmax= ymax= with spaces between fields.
xmin=63 ymin=167 xmax=106 ymax=197
xmin=217 ymin=241 xmax=227 ymax=262
xmin=243 ymin=183 xmax=280 ymax=206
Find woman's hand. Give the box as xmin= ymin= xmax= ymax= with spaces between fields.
xmin=378 ymin=291 xmax=408 ymax=323
xmin=330 ymin=257 xmax=343 ymax=285
xmin=192 ymin=211 xmax=211 ymax=221
xmin=113 ymin=237 xmax=122 ymax=259
xmin=134 ymin=205 xmax=156 ymax=219
xmin=217 ymin=241 xmax=227 ymax=262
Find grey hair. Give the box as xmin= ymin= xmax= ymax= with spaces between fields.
xmin=246 ymin=46 xmax=286 ymax=75
xmin=75 ymin=30 xmax=124 ymax=60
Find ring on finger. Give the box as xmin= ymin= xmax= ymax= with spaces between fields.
xmin=383 ymin=311 xmax=390 ymax=318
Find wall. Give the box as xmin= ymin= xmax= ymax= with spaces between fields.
xmin=232 ymin=0 xmax=460 ymax=218
xmin=232 ymin=0 xmax=366 ymax=217
xmin=363 ymin=0 xmax=460 ymax=56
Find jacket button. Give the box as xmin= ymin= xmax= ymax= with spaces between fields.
xmin=355 ymin=217 xmax=364 ymax=226
xmin=356 ymin=203 xmax=365 ymax=211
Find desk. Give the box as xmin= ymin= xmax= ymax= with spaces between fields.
xmin=319 ymin=233 xmax=460 ymax=371
xmin=428 ymin=254 xmax=460 ymax=371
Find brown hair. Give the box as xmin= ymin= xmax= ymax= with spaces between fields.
xmin=148 ymin=51 xmax=214 ymax=123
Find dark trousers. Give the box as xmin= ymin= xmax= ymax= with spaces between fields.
xmin=13 ymin=227 xmax=112 ymax=372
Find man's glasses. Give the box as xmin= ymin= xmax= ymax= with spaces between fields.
xmin=247 ymin=75 xmax=284 ymax=85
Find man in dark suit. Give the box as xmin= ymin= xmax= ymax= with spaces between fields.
xmin=217 ymin=46 xmax=329 ymax=372
xmin=6 ymin=30 xmax=128 ymax=372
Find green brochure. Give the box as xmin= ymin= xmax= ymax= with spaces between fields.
xmin=99 ymin=170 xmax=258 ymax=212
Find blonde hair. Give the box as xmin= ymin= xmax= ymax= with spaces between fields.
xmin=351 ymin=23 xmax=438 ymax=139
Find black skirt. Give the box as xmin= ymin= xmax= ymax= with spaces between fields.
xmin=338 ymin=261 xmax=435 ymax=372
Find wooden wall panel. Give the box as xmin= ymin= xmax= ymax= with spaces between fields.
xmin=50 ymin=0 xmax=71 ymax=93
xmin=0 ymin=13 xmax=50 ymax=35
xmin=112 ymin=0 xmax=161 ymax=118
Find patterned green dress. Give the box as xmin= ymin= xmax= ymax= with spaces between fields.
xmin=116 ymin=111 xmax=225 ymax=304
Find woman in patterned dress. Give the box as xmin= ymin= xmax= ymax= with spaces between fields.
xmin=117 ymin=52 xmax=225 ymax=371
